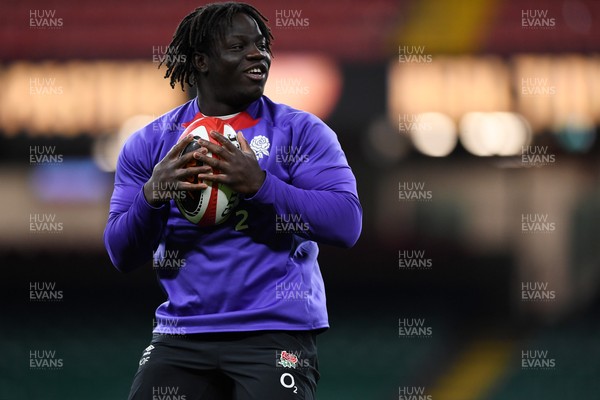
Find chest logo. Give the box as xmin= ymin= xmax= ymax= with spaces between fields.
xmin=249 ymin=135 xmax=270 ymax=159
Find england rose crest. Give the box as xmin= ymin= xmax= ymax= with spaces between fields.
xmin=250 ymin=135 xmax=270 ymax=159
xmin=278 ymin=351 xmax=298 ymax=369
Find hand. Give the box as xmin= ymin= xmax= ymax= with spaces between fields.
xmin=143 ymin=134 xmax=213 ymax=207
xmin=195 ymin=130 xmax=266 ymax=195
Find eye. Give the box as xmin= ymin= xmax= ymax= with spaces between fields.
xmin=229 ymin=43 xmax=243 ymax=51
xmin=257 ymin=41 xmax=267 ymax=51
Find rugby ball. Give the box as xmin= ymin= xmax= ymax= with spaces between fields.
xmin=175 ymin=117 xmax=240 ymax=226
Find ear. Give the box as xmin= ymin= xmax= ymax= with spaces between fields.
xmin=193 ymin=53 xmax=209 ymax=74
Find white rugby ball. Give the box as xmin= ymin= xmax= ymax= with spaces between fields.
xmin=175 ymin=117 xmax=240 ymax=227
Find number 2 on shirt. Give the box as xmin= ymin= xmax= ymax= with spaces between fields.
xmin=235 ymin=209 xmax=249 ymax=231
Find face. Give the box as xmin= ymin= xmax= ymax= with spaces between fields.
xmin=196 ymin=13 xmax=271 ymax=114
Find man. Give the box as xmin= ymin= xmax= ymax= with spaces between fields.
xmin=104 ymin=2 xmax=362 ymax=399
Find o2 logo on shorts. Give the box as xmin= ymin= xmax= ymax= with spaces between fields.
xmin=280 ymin=372 xmax=298 ymax=394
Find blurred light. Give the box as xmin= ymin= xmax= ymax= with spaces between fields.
xmin=29 ymin=159 xmax=111 ymax=203
xmin=410 ymin=112 xmax=457 ymax=157
xmin=460 ymin=112 xmax=531 ymax=156
xmin=514 ymin=55 xmax=598 ymax=134
xmin=264 ymin=54 xmax=341 ymax=120
xmin=93 ymin=115 xmax=155 ymax=172
xmin=555 ymin=114 xmax=596 ymax=153
xmin=497 ymin=113 xmax=532 ymax=156
xmin=390 ymin=55 xmax=599 ymax=139
xmin=388 ymin=57 xmax=511 ymax=122
xmin=0 ymin=61 xmax=186 ymax=137
xmin=513 ymin=55 xmax=554 ymax=134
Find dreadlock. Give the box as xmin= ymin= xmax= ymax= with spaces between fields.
xmin=160 ymin=2 xmax=273 ymax=91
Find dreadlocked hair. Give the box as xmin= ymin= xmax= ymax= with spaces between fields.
xmin=160 ymin=2 xmax=273 ymax=91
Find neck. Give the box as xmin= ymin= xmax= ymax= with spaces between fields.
xmin=196 ymin=95 xmax=251 ymax=117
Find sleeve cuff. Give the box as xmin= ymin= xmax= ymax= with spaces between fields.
xmin=137 ymin=187 xmax=171 ymax=211
xmin=244 ymin=170 xmax=277 ymax=204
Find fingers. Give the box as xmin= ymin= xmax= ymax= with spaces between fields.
xmin=210 ymin=130 xmax=240 ymax=152
xmin=169 ymin=133 xmax=196 ymax=159
xmin=178 ymin=164 xmax=212 ymax=179
xmin=237 ymin=131 xmax=257 ymax=160
xmin=196 ymin=172 xmax=228 ymax=185
xmin=178 ymin=180 xmax=209 ymax=191
xmin=176 ymin=145 xmax=207 ymax=168
xmin=180 ymin=130 xmax=260 ymax=194
xmin=193 ymin=153 xmax=224 ymax=174
xmin=237 ymin=131 xmax=249 ymax=152
xmin=168 ymin=129 xmax=240 ymax=169
xmin=196 ymin=131 xmax=239 ymax=158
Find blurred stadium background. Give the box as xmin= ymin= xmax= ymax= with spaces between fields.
xmin=2 ymin=0 xmax=600 ymax=398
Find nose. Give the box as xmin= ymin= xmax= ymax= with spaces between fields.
xmin=246 ymin=44 xmax=266 ymax=60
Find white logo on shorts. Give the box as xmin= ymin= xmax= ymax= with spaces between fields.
xmin=139 ymin=344 xmax=155 ymax=366
xmin=280 ymin=373 xmax=298 ymax=394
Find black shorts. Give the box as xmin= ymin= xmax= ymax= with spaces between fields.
xmin=128 ymin=330 xmax=320 ymax=400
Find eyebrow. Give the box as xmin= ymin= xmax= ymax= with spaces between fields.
xmin=227 ymin=34 xmax=265 ymax=41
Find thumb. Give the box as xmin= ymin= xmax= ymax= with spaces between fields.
xmin=237 ymin=131 xmax=256 ymax=158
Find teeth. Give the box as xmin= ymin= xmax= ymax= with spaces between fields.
xmin=247 ymin=68 xmax=262 ymax=74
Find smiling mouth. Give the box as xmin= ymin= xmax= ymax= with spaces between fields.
xmin=244 ymin=67 xmax=266 ymax=81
